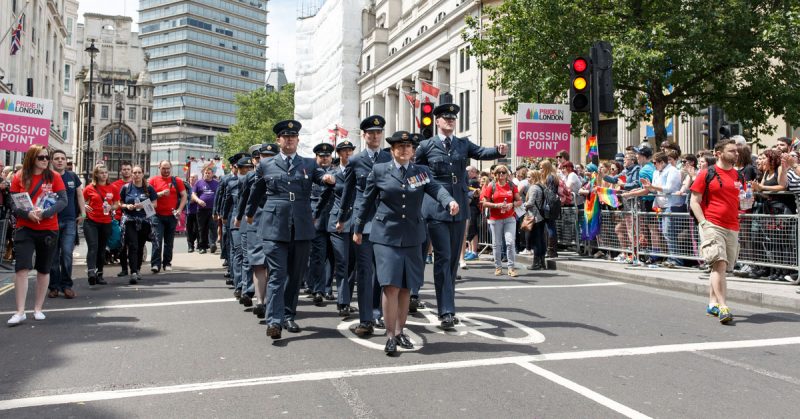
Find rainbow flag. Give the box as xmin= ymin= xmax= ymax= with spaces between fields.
xmin=586 ymin=135 xmax=598 ymax=160
xmin=595 ymin=187 xmax=621 ymax=208
xmin=581 ymin=179 xmax=601 ymax=240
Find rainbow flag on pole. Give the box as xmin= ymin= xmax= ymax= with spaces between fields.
xmin=581 ymin=179 xmax=601 ymax=240
xmin=586 ymin=135 xmax=598 ymax=161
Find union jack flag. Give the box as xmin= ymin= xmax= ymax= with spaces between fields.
xmin=10 ymin=13 xmax=24 ymax=55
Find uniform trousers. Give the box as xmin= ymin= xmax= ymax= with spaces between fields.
xmin=427 ymin=219 xmax=466 ymax=317
xmin=330 ymin=232 xmax=356 ymax=306
xmin=264 ymin=234 xmax=312 ymax=326
xmin=237 ymin=220 xmax=254 ymax=295
xmin=353 ymin=234 xmax=376 ymax=323
xmin=307 ymin=230 xmax=334 ymax=294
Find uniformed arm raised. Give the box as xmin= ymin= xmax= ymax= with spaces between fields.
xmin=414 ymin=142 xmax=430 ymax=165
xmin=338 ymin=165 xmax=356 ymax=225
xmin=310 ymin=163 xmax=335 ymax=186
xmin=352 ymin=169 xmax=378 ymax=239
xmin=423 ymin=169 xmax=459 ymax=216
xmin=467 ymin=138 xmax=506 ymax=160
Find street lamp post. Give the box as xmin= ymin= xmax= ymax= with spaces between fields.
xmin=84 ymin=40 xmax=99 ymax=186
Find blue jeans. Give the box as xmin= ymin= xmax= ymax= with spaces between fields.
xmin=662 ymin=205 xmax=687 ymax=266
xmin=49 ymin=219 xmax=76 ymax=291
xmin=489 ymin=217 xmax=516 ymax=268
xmin=151 ymin=215 xmax=177 ymax=269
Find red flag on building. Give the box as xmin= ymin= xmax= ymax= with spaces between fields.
xmin=420 ymin=80 xmax=440 ymax=104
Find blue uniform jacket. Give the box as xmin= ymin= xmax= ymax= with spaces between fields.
xmin=220 ymin=175 xmax=243 ymax=222
xmin=310 ymin=166 xmax=334 ymax=232
xmin=415 ymin=135 xmax=502 ymax=222
xmin=354 ymin=162 xmax=454 ymax=247
xmin=319 ymin=165 xmax=353 ymax=233
xmin=247 ymin=155 xmax=329 ymax=242
xmin=235 ymin=170 xmax=259 ymax=222
xmin=337 ymin=148 xmax=392 ymax=234
xmin=213 ymin=173 xmax=231 ymax=218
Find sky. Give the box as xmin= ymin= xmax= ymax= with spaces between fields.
xmin=76 ymin=0 xmax=298 ymax=81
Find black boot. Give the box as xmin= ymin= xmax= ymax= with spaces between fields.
xmin=528 ymin=256 xmax=542 ymax=271
xmin=546 ymin=238 xmax=558 ymax=258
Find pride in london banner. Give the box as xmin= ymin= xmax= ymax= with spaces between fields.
xmin=0 ymin=93 xmax=53 ymax=152
xmin=516 ymin=103 xmax=572 ymax=158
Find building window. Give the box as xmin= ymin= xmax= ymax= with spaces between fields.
xmin=240 ymin=70 xmax=249 ymax=77
xmin=62 ymin=111 xmax=69 ymax=140
xmin=434 ymin=11 xmax=446 ymax=24
xmin=101 ymin=105 xmax=109 ymax=119
xmin=402 ymin=37 xmax=411 ymax=47
xmin=390 ymin=47 xmax=397 ymax=55
xmin=459 ymin=47 xmax=471 ymax=73
xmin=218 ymin=66 xmax=224 ymax=72
xmin=365 ymin=101 xmax=371 ymax=117
xmin=128 ymin=106 xmax=136 ymax=121
xmin=63 ymin=64 xmax=71 ymax=93
xmin=459 ymin=91 xmax=470 ymax=132
xmin=66 ymin=17 xmax=73 ymax=45
xmin=141 ymin=128 xmax=148 ymax=144
xmin=417 ymin=25 xmax=428 ymax=36
xmin=366 ymin=56 xmax=371 ymax=72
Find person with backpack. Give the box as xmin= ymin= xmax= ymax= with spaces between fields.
xmin=689 ymin=139 xmax=743 ymax=324
xmin=539 ymin=160 xmax=562 ymax=258
xmin=480 ymin=164 xmax=522 ymax=277
xmin=525 ymin=169 xmax=549 ymax=270
xmin=83 ymin=165 xmax=120 ymax=286
xmin=119 ymin=165 xmax=158 ymax=284
xmin=148 ymin=160 xmax=187 ymax=273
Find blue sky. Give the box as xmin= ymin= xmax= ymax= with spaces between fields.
xmin=77 ymin=0 xmax=297 ymax=81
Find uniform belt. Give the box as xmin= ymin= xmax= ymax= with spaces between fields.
xmin=434 ymin=174 xmax=459 ymax=184
xmin=269 ymin=192 xmax=308 ymax=202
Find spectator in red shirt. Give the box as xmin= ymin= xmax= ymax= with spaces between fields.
xmin=480 ymin=164 xmax=522 ymax=277
xmin=148 ymin=160 xmax=187 ymax=273
xmin=111 ymin=162 xmax=132 ymax=277
xmin=690 ymin=139 xmax=741 ymax=324
xmin=7 ymin=145 xmax=68 ymax=326
xmin=83 ymin=165 xmax=120 ymax=286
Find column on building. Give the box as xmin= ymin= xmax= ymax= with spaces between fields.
xmin=429 ymin=60 xmax=449 ymax=97
xmin=617 ymin=109 xmax=640 ymax=151
xmin=396 ymin=79 xmax=413 ymax=132
xmin=383 ymin=88 xmax=398 ymax=134
xmin=372 ymin=94 xmax=386 ymax=122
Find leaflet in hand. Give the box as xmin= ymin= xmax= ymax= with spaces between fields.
xmin=34 ymin=184 xmax=58 ymax=210
xmin=11 ymin=192 xmax=35 ymax=212
xmin=141 ymin=199 xmax=156 ymax=218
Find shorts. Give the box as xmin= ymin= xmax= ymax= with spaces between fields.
xmin=14 ymin=227 xmax=59 ymax=273
xmin=699 ymin=221 xmax=739 ymax=272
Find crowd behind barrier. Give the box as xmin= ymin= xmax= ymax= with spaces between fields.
xmin=476 ymin=191 xmax=800 ymax=280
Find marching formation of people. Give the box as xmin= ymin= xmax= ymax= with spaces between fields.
xmin=4 ymin=108 xmax=799 ymax=339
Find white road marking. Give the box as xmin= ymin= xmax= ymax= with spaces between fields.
xmin=515 ymin=362 xmax=652 ymax=419
xmin=1 ymin=336 xmax=798 ymax=411
xmin=693 ymin=351 xmax=800 ymax=386
xmin=0 ymin=298 xmax=234 ymax=315
xmin=421 ymin=282 xmax=625 ymax=293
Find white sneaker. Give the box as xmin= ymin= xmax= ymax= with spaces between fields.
xmin=164 ymin=265 xmax=172 ymax=272
xmin=459 ymin=261 xmax=467 ymax=270
xmin=33 ymin=311 xmax=46 ymax=321
xmin=7 ymin=313 xmax=26 ymax=326
xmin=519 ymin=249 xmax=531 ymax=255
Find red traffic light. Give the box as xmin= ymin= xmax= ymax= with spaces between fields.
xmin=572 ymin=58 xmax=587 ymax=73
xmin=421 ymin=103 xmax=433 ymax=113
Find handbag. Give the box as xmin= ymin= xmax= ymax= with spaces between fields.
xmin=520 ymin=214 xmax=535 ymax=231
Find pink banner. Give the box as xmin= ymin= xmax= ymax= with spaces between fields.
xmin=516 ymin=122 xmax=571 ymax=157
xmin=0 ymin=110 xmax=50 ymax=153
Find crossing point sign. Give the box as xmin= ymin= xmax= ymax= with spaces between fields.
xmin=516 ymin=103 xmax=572 ymax=157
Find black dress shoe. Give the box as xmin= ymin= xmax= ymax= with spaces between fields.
xmin=210 ymin=244 xmax=217 ymax=253
xmin=395 ymin=333 xmax=414 ymax=349
xmin=324 ymin=292 xmax=336 ymax=301
xmin=234 ymin=289 xmax=242 ymax=299
xmin=354 ymin=322 xmax=374 ymax=337
xmin=313 ymin=292 xmax=324 ymax=306
xmin=338 ymin=305 xmax=351 ymax=317
xmin=384 ymin=338 xmax=397 ymax=355
xmin=188 ymin=247 xmax=194 ymax=253
xmin=440 ymin=313 xmax=455 ymax=330
xmin=223 ymin=272 xmax=231 ymax=278
xmin=96 ymin=275 xmax=108 ymax=285
xmin=374 ymin=318 xmax=385 ymax=329
xmin=253 ymin=304 xmax=266 ymax=319
xmin=283 ymin=320 xmax=300 ymax=333
xmin=240 ymin=295 xmax=253 ymax=307
xmin=117 ymin=270 xmax=128 ymax=277
xmin=225 ymin=279 xmax=234 ymax=286
xmin=267 ymin=324 xmax=282 ymax=340
xmin=409 ymin=296 xmax=419 ymax=313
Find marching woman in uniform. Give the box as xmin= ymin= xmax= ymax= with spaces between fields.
xmin=353 ymin=131 xmax=459 ymax=355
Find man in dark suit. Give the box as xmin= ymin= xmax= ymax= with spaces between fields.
xmin=415 ymin=104 xmax=507 ymax=329
xmin=306 ymin=142 xmax=336 ymax=306
xmin=246 ymin=120 xmax=335 ymax=340
xmin=337 ymin=115 xmax=392 ymax=334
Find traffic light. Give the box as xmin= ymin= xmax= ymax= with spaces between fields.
xmin=420 ymin=101 xmax=435 ymax=139
xmin=591 ymin=41 xmax=614 ymax=113
xmin=700 ymin=106 xmax=721 ymax=148
xmin=569 ymin=56 xmax=591 ymax=112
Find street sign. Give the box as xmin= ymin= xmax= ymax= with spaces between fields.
xmin=516 ymin=103 xmax=572 ymax=157
xmin=0 ymin=93 xmax=53 ymax=152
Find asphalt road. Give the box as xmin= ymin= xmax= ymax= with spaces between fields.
xmin=1 ymin=244 xmax=799 ymax=418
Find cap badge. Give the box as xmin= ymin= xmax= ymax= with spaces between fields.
xmin=449 ymin=106 xmax=454 ymax=112
xmin=402 ymin=133 xmax=409 ymax=140
xmin=288 ymin=122 xmax=294 ymax=128
xmin=373 ymin=118 xmax=380 ymax=125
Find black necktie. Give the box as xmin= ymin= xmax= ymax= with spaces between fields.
xmin=444 ymin=137 xmax=451 ymax=153
xmin=286 ymin=156 xmax=293 ymax=172
xmin=400 ymin=165 xmax=407 ymax=178
xmin=371 ymin=151 xmax=377 ymax=163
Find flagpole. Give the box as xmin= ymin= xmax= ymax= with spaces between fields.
xmin=0 ymin=0 xmax=30 ymax=47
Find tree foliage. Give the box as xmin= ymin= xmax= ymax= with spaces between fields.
xmin=218 ymin=84 xmax=295 ymax=158
xmin=465 ymin=0 xmax=800 ymax=144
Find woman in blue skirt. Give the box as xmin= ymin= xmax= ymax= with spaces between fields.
xmin=353 ymin=131 xmax=458 ymax=355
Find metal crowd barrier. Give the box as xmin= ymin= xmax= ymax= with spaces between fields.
xmin=590 ymin=192 xmax=800 ymax=273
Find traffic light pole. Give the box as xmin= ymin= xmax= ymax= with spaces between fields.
xmin=589 ymin=43 xmax=601 ymax=165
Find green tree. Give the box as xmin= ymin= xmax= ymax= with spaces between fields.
xmin=465 ymin=0 xmax=800 ymax=145
xmin=218 ymin=84 xmax=295 ymax=158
